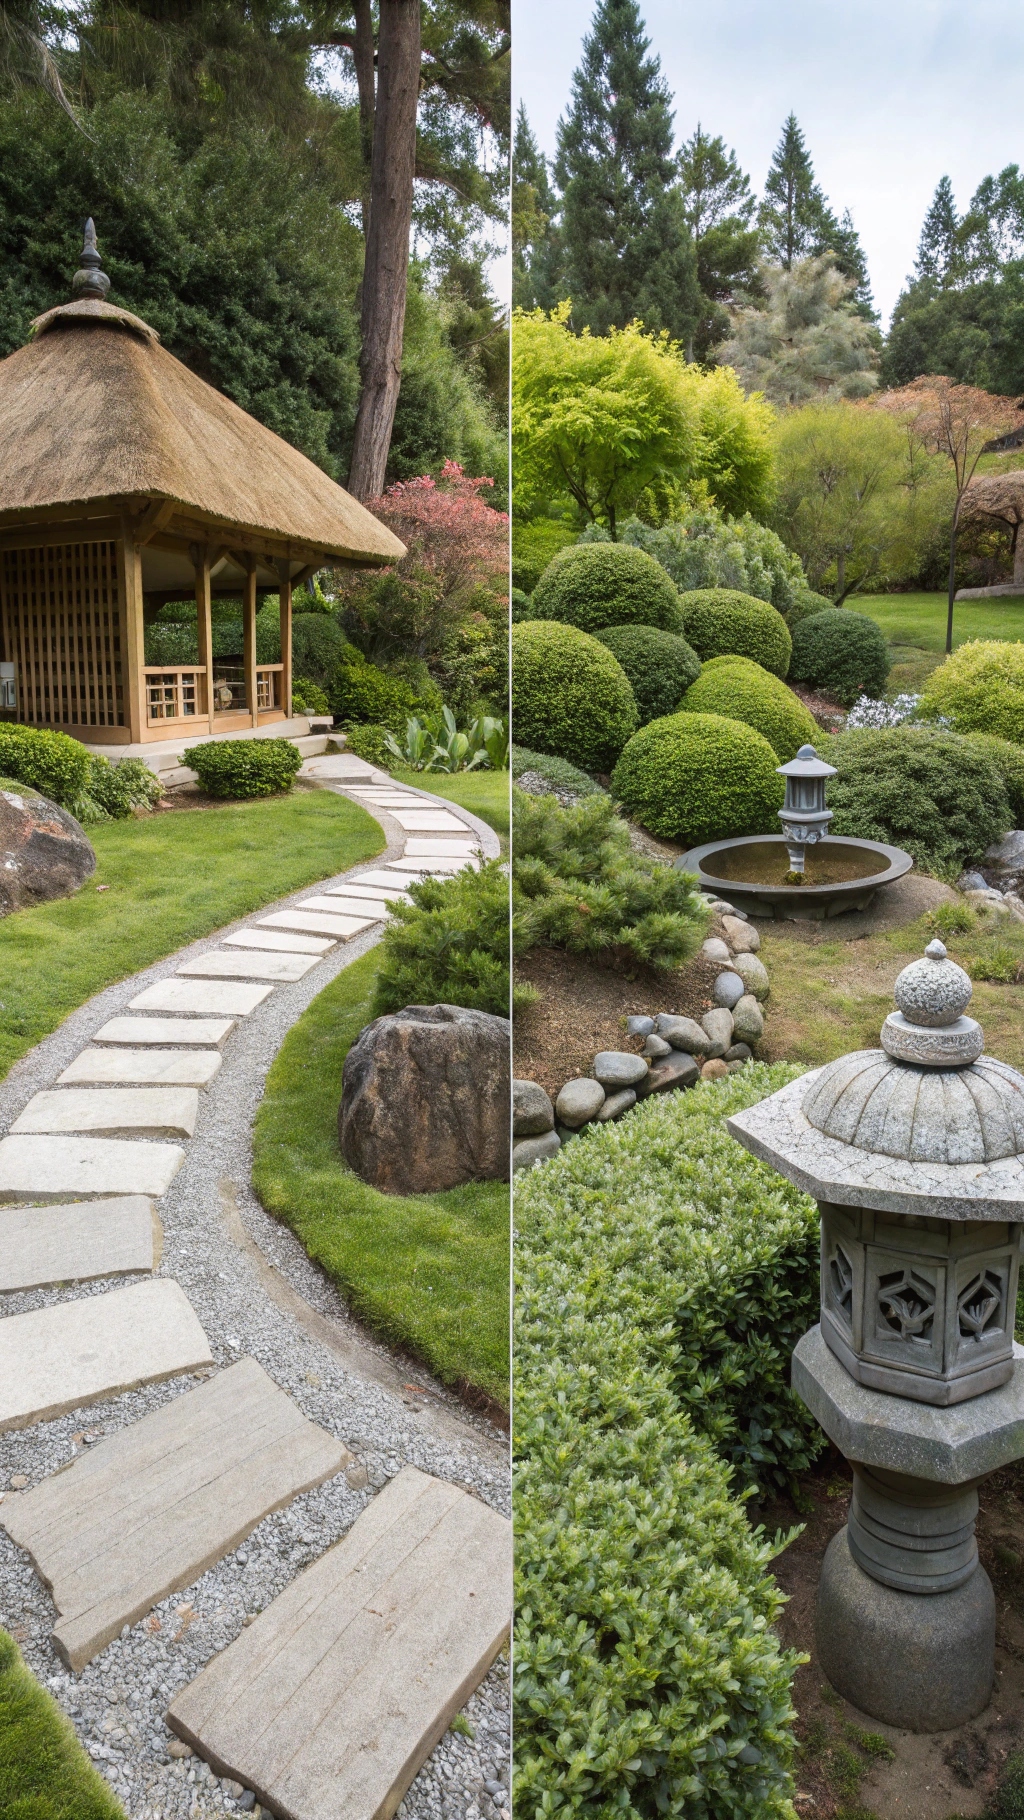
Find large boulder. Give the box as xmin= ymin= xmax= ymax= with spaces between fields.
xmin=0 ymin=781 xmax=95 ymax=916
xmin=339 ymin=1003 xmax=511 ymax=1195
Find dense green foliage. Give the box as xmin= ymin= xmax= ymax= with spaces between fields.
xmin=963 ymin=733 xmax=1024 ymax=824
xmin=824 ymin=727 xmax=1011 ymax=875
xmin=719 ymin=257 xmax=878 ymax=408
xmin=679 ymin=589 xmax=793 ymax=678
xmin=515 ymin=1067 xmax=818 ymax=1820
xmin=921 ymin=641 xmax=1024 ymax=743
xmin=511 ymin=622 xmax=638 ymax=773
xmin=510 ymin=746 xmax=605 ymax=797
xmin=679 ymin=656 xmax=818 ymax=761
xmin=612 ymin=711 xmax=786 ymax=844
xmin=0 ymin=1627 xmax=126 ymax=1819
xmin=291 ymin=677 xmax=330 ymax=716
xmin=187 ymin=737 xmax=302 ymax=799
xmin=371 ymin=860 xmax=510 ymax=1019
xmin=339 ymin=724 xmax=393 ymax=767
xmin=329 ymin=647 xmax=435 ymax=732
xmin=532 ymin=542 xmax=683 ymax=634
xmin=512 ymin=789 xmax=709 ymax=967
xmin=291 ymin=615 xmax=348 ymax=687
xmin=758 ymin=114 xmax=871 ymax=306
xmin=785 ymin=588 xmax=834 ymax=628
xmin=594 ymin=624 xmax=701 ymax=723
xmin=600 ymin=510 xmax=806 ymax=615
xmin=789 ymin=608 xmax=891 ymax=706
xmin=81 ymin=756 xmax=163 ymax=821
xmin=0 ymin=724 xmax=91 ymax=807
xmin=511 ymin=519 xmax=578 ymax=593
xmin=677 ymin=124 xmax=761 ymax=360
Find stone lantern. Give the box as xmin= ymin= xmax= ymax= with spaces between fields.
xmin=777 ymin=744 xmax=837 ymax=873
xmin=728 ymin=940 xmax=1024 ymax=1731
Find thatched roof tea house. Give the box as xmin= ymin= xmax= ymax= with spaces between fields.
xmin=0 ymin=222 xmax=404 ymax=751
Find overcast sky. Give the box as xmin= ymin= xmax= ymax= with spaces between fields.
xmin=512 ymin=0 xmax=1024 ymax=326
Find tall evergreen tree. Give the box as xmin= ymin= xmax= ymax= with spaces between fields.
xmin=677 ymin=124 xmax=760 ymax=358
xmin=915 ymin=176 xmax=960 ymax=282
xmin=759 ymin=114 xmax=872 ymax=315
xmin=512 ymin=102 xmax=561 ymax=311
xmin=553 ymin=0 xmax=700 ymax=346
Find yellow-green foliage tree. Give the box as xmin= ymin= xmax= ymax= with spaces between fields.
xmin=512 ymin=303 xmax=774 ymax=536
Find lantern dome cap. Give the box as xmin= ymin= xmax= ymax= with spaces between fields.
xmin=776 ymin=743 xmax=837 ymax=780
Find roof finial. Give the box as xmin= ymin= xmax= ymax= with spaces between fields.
xmin=72 ymin=218 xmax=110 ymax=302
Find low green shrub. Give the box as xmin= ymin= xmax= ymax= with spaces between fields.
xmin=679 ymin=655 xmax=819 ymax=761
xmin=340 ymin=724 xmax=393 ymax=767
xmin=511 ymin=621 xmax=638 ymax=773
xmin=511 ymin=517 xmax=578 ymax=593
xmin=613 ymin=711 xmax=785 ymax=845
xmin=510 ymin=588 xmax=534 ymax=622
xmin=590 ymin=510 xmax=807 ymax=615
xmin=328 ymin=647 xmax=424 ymax=731
xmin=292 ymin=676 xmax=330 ymax=716
xmin=0 ymin=724 xmax=91 ymax=809
xmin=0 ymin=1626 xmax=127 ymax=1817
xmin=788 ymin=609 xmax=890 ymax=706
xmin=515 ymin=1067 xmax=817 ymax=1820
xmin=785 ymin=588 xmax=833 ymax=629
xmin=921 ymin=640 xmax=1024 ymax=743
xmin=532 ymin=541 xmax=684 ymax=634
xmin=513 ymin=789 xmax=709 ymax=967
xmin=593 ymin=623 xmax=701 ymax=724
xmin=291 ymin=613 xmax=346 ymax=686
xmin=823 ymin=726 xmax=1011 ymax=875
xmin=927 ymin=901 xmax=977 ymax=939
xmin=510 ymin=745 xmax=605 ymax=797
xmin=963 ymin=733 xmax=1024 ymax=825
xmin=679 ymin=587 xmax=793 ymax=678
xmin=187 ymin=737 xmax=303 ymax=799
xmin=371 ymin=858 xmax=510 ymax=1018
xmin=80 ymin=757 xmax=163 ymax=821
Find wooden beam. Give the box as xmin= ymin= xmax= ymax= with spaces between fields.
xmin=277 ymin=559 xmax=293 ymax=722
xmin=243 ymin=558 xmax=258 ymax=730
xmin=132 ymin=499 xmax=176 ymax=547
xmin=193 ymin=545 xmax=215 ymax=732
xmin=119 ymin=526 xmax=147 ymax=744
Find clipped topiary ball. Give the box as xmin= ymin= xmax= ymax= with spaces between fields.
xmin=678 ymin=655 xmax=819 ymax=762
xmin=511 ymin=621 xmax=638 ymax=773
xmin=532 ymin=542 xmax=684 ymax=634
xmin=920 ymin=640 xmax=1024 ymax=744
xmin=785 ymin=589 xmax=834 ymax=630
xmin=187 ymin=737 xmax=302 ymax=799
xmin=788 ymin=608 xmax=890 ymax=707
xmin=612 ymin=711 xmax=785 ymax=844
xmin=678 ymin=588 xmax=792 ymax=679
xmin=593 ymin=624 xmax=701 ymax=724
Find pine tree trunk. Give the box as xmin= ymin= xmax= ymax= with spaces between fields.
xmin=347 ymin=0 xmax=421 ymax=502
xmin=353 ymin=0 xmax=375 ymax=237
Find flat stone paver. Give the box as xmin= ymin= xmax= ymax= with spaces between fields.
xmin=0 ymin=1134 xmax=185 ymax=1201
xmin=175 ymin=951 xmax=321 ymax=983
xmin=0 ymin=1279 xmax=212 ymax=1433
xmin=258 ymin=910 xmax=375 ymax=940
xmin=404 ymin=839 xmax=481 ymax=856
xmin=386 ymin=857 xmax=479 ymax=874
xmin=58 ymin=1048 xmax=223 ymax=1087
xmin=350 ymin=869 xmax=433 ymax=890
xmin=11 ymin=1087 xmax=200 ymax=1139
xmin=92 ymin=1016 xmax=236 ymax=1048
xmin=313 ymin=893 xmax=399 ymax=918
xmin=2 ymin=1358 xmax=350 ymax=1671
xmin=167 ymin=1466 xmax=511 ymax=1820
xmin=390 ymin=811 xmax=471 ymax=832
xmin=0 ymin=1197 xmax=157 ymax=1292
xmin=129 ymin=980 xmax=275 ymax=1017
xmin=222 ymin=930 xmax=335 ymax=955
xmin=298 ymin=895 xmax=385 ymax=921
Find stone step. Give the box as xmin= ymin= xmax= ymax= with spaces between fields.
xmin=310 ymin=892 xmax=398 ymax=919
xmin=2 ymin=1358 xmax=350 ymax=1671
xmin=92 ymin=1016 xmax=236 ymax=1048
xmin=340 ymin=877 xmax=411 ymax=899
xmin=0 ymin=1197 xmax=158 ymax=1293
xmin=386 ymin=857 xmax=479 ymax=874
xmin=0 ymin=1134 xmax=186 ymax=1202
xmin=129 ymin=980 xmax=275 ymax=1017
xmin=10 ymin=1088 xmax=199 ymax=1139
xmin=390 ymin=810 xmax=471 ymax=832
xmin=349 ymin=868 xmax=433 ymax=891
xmin=297 ymin=895 xmax=384 ymax=921
xmin=58 ymin=1048 xmax=223 ymax=1088
xmin=175 ymin=951 xmax=320 ymax=983
xmin=405 ymin=838 xmax=481 ymax=856
xmin=221 ymin=930 xmax=335 ymax=955
xmin=0 ymin=1278 xmax=212 ymax=1433
xmin=257 ymin=909 xmax=374 ymax=940
xmin=167 ymin=1466 xmax=511 ymax=1820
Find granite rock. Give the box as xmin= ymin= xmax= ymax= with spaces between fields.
xmin=513 ymin=1079 xmax=555 ymax=1138
xmin=701 ymin=938 xmax=732 ymax=965
xmin=554 ymin=1077 xmax=606 ymax=1128
xmin=724 ymin=1043 xmax=753 ymax=1062
xmin=637 ymin=1053 xmax=699 ymax=1096
xmin=625 ymin=1014 xmax=655 ymax=1037
xmin=657 ymin=1015 xmax=711 ymax=1055
xmin=722 ymin=915 xmax=759 ymax=953
xmin=0 ymin=785 xmax=96 ymax=917
xmin=643 ymin=1033 xmax=672 ymax=1058
xmin=596 ymin=1088 xmax=637 ymax=1121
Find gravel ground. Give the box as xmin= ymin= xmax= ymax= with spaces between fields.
xmin=0 ymin=776 xmax=510 ymax=1820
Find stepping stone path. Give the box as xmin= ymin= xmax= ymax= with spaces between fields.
xmin=0 ymin=753 xmax=507 ymax=1818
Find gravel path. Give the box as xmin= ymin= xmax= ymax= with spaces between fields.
xmin=0 ymin=763 xmax=510 ymax=1820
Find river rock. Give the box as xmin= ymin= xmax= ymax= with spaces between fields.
xmin=656 ymin=1014 xmax=710 ymax=1054
xmin=722 ymin=915 xmax=760 ymax=953
xmin=625 ymin=1014 xmax=655 ymax=1037
xmin=637 ymin=1052 xmax=699 ymax=1096
xmin=701 ymin=1008 xmax=734 ymax=1057
xmin=592 ymin=1051 xmax=648 ymax=1089
xmin=701 ymin=1059 xmax=729 ymax=1081
xmin=701 ymin=938 xmax=732 ymax=964
xmin=713 ymin=971 xmax=746 ymax=1010
xmin=732 ymin=994 xmax=765 ymax=1042
xmin=958 ymin=871 xmax=988 ymax=894
xmin=513 ymin=1078 xmax=554 ymax=1138
xmin=725 ymin=1042 xmax=753 ymax=1062
xmin=0 ymin=783 xmax=96 ymax=916
xmin=339 ymin=1004 xmax=511 ymax=1194
xmin=554 ymin=1077 xmax=606 ymax=1128
xmin=643 ymin=1033 xmax=672 ymax=1058
xmin=984 ymin=831 xmax=1024 ymax=886
xmin=732 ymin=952 xmax=770 ymax=999
xmin=512 ymin=1131 xmax=560 ymax=1172
xmin=597 ymin=1088 xmax=636 ymax=1121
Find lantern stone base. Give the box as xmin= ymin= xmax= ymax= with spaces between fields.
xmin=817 ymin=1526 xmax=994 ymax=1731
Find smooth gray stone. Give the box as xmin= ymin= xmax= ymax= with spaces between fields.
xmin=592 ymin=1051 xmax=648 ymax=1089
xmin=555 ymin=1124 xmax=577 ymax=1145
xmin=642 ymin=1034 xmax=672 ymax=1058
xmin=58 ymin=1049 xmax=222 ymax=1088
xmin=958 ymin=871 xmax=988 ymax=893
xmin=129 ymin=980 xmax=274 ymax=1017
xmin=731 ymin=953 xmax=770 ymax=1000
xmin=0 ymin=1134 xmax=185 ymax=1202
xmin=554 ymin=1078 xmax=605 ymax=1128
xmin=512 ymin=1131 xmax=560 ymax=1172
xmin=712 ymin=971 xmax=745 ymax=1010
xmin=10 ymin=1088 xmax=199 ymax=1140
xmin=512 ymin=1080 xmax=554 ymax=1138
xmin=722 ymin=915 xmax=759 ymax=953
xmin=724 ymin=1043 xmax=752 ymax=1062
xmin=625 ymin=1015 xmax=655 ymax=1037
xmin=175 ymin=951 xmax=320 ymax=983
xmin=596 ymin=1088 xmax=636 ymax=1121
xmin=701 ymin=939 xmax=732 ymax=965
xmin=732 ymin=995 xmax=765 ymax=1043
xmin=0 ymin=1197 xmax=157 ymax=1293
xmin=985 ymin=830 xmax=1024 ymax=868
xmin=92 ymin=1016 xmax=235 ymax=1048
xmin=636 ymin=1053 xmax=699 ymax=1097
xmin=816 ymin=1527 xmax=994 ymax=1732
xmin=656 ymin=1015 xmax=710 ymax=1055
xmin=701 ymin=1009 xmax=734 ymax=1057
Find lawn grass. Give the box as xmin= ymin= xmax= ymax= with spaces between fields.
xmin=850 ymin=590 xmax=1024 ymax=691
xmin=0 ymin=1627 xmax=126 ymax=1819
xmin=387 ymin=767 xmax=510 ymax=844
xmin=251 ymin=945 xmax=510 ymax=1406
xmin=0 ymin=790 xmax=383 ymax=1083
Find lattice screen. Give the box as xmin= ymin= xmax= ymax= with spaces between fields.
xmin=0 ymin=542 xmax=126 ymax=729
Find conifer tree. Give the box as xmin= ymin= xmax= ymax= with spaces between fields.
xmin=553 ymin=0 xmax=699 ymax=345
xmin=512 ymin=102 xmax=561 ymax=311
xmin=915 ymin=176 xmax=960 ymax=282
xmin=759 ymin=113 xmax=872 ymax=315
xmin=677 ymin=124 xmax=760 ymax=358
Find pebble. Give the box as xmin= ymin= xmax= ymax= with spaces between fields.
xmin=712 ymin=971 xmax=745 ymax=1010
xmin=596 ymin=1088 xmax=636 ymax=1120
xmin=592 ymin=1051 xmax=648 ymax=1089
xmin=625 ymin=1014 xmax=655 ymax=1037
xmin=642 ymin=1033 xmax=672 ymax=1058
xmin=554 ymin=1077 xmax=606 ymax=1127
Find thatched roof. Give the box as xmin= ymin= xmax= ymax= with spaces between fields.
xmin=962 ymin=471 xmax=1024 ymax=527
xmin=0 ymin=298 xmax=405 ymax=566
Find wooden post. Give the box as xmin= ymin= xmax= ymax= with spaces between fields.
xmin=194 ymin=546 xmax=214 ymax=731
xmin=119 ymin=526 xmax=146 ymax=744
xmin=277 ymin=559 xmax=292 ymax=720
xmin=243 ymin=560 xmax=258 ymax=728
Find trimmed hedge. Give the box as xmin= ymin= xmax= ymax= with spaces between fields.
xmin=920 ymin=639 xmax=1024 ymax=743
xmin=0 ymin=724 xmax=91 ymax=809
xmin=824 ymin=726 xmax=1011 ymax=875
xmin=510 ymin=745 xmax=605 ymax=797
xmin=510 ymin=588 xmax=534 ymax=623
xmin=341 ymin=723 xmax=393 ymax=767
xmin=532 ymin=542 xmax=684 ymax=635
xmin=679 ymin=588 xmax=792 ymax=678
xmin=785 ymin=588 xmax=833 ymax=629
xmin=511 ymin=621 xmax=638 ymax=773
xmin=371 ymin=858 xmax=510 ymax=1018
xmin=187 ymin=737 xmax=303 ymax=799
xmin=593 ymin=623 xmax=701 ymax=724
xmin=679 ymin=656 xmax=819 ymax=762
xmin=514 ymin=1067 xmax=817 ymax=1820
xmin=788 ymin=608 xmax=890 ymax=707
xmin=612 ymin=711 xmax=785 ymax=845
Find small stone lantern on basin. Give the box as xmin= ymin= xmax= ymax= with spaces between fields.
xmin=728 ymin=940 xmax=1024 ymax=1731
xmin=777 ymin=744 xmax=837 ymax=874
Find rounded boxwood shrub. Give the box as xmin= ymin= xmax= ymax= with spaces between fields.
xmin=785 ymin=588 xmax=833 ymax=629
xmin=678 ymin=588 xmax=792 ymax=678
xmin=679 ymin=655 xmax=819 ymax=762
xmin=0 ymin=724 xmax=91 ymax=809
xmin=328 ymin=647 xmax=422 ymax=731
xmin=612 ymin=710 xmax=785 ymax=844
xmin=187 ymin=737 xmax=303 ymax=799
xmin=920 ymin=640 xmax=1024 ymax=743
xmin=824 ymin=726 xmax=1010 ymax=875
xmin=511 ymin=621 xmax=638 ymax=773
xmin=788 ymin=607 xmax=890 ymax=706
xmin=531 ymin=542 xmax=684 ymax=635
xmin=593 ymin=624 xmax=701 ymax=724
